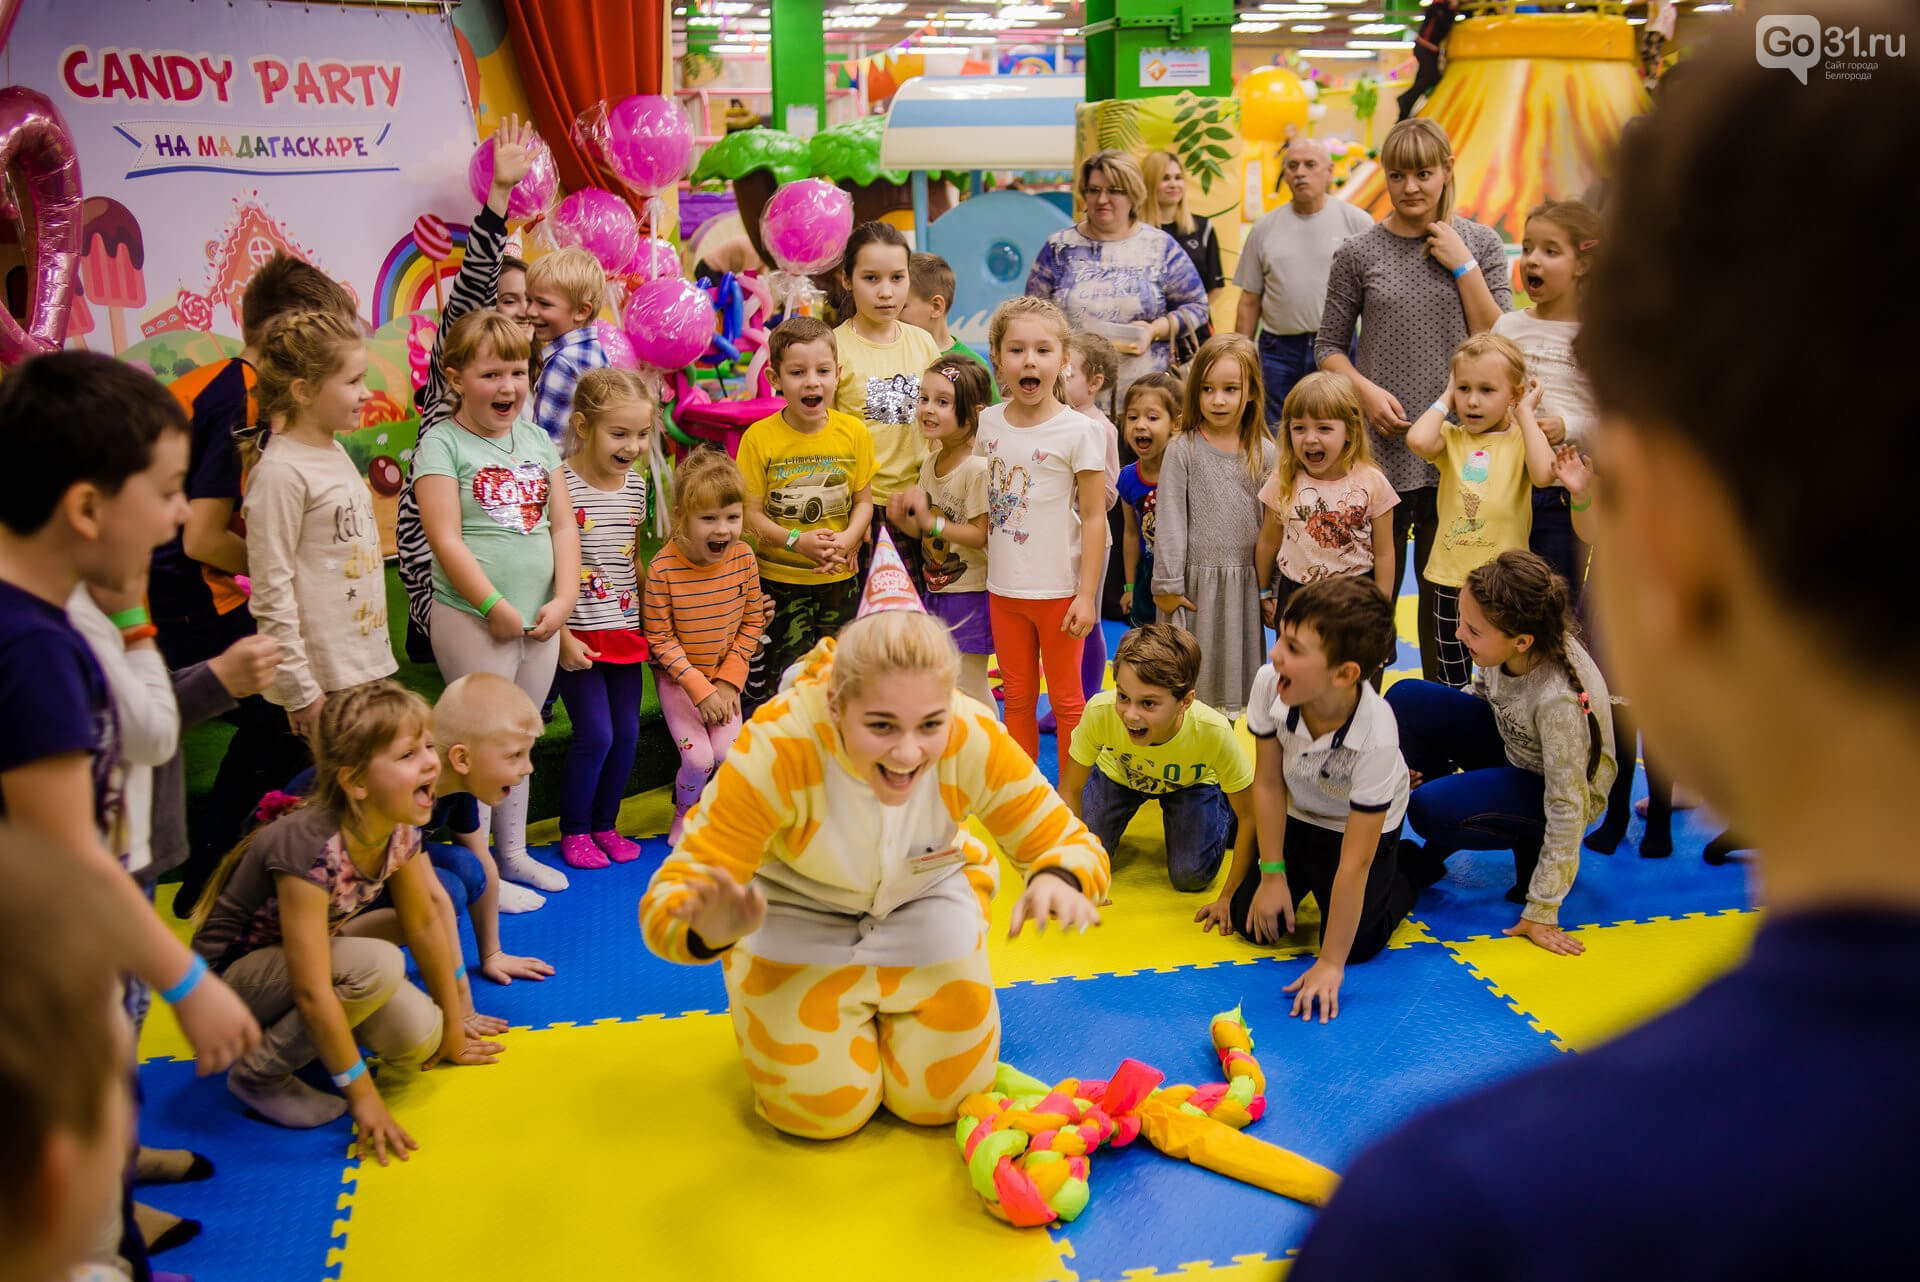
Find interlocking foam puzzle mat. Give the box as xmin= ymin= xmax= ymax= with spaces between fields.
xmin=137 ymin=598 xmax=1759 ymax=1282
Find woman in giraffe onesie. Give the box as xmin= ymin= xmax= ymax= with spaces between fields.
xmin=640 ymin=530 xmax=1110 ymax=1140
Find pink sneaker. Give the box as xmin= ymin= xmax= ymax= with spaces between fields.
xmin=560 ymin=833 xmax=610 ymax=870
xmin=592 ymin=829 xmax=641 ymax=863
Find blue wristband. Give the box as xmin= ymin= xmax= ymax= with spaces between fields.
xmin=330 ymin=1059 xmax=367 ymax=1088
xmin=159 ymin=955 xmax=208 ymax=1005
xmin=1452 ymin=259 xmax=1479 ymax=280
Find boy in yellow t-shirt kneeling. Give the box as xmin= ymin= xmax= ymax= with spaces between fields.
xmin=738 ymin=317 xmax=877 ymax=712
xmin=1062 ymin=623 xmax=1255 ymax=892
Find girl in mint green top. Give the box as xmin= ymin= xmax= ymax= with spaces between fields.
xmin=412 ymin=314 xmax=579 ymax=895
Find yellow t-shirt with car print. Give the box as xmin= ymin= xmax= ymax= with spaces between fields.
xmin=1069 ymin=690 xmax=1255 ymax=797
xmin=738 ymin=408 xmax=876 ymax=586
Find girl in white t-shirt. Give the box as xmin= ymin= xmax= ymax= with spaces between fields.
xmin=1254 ymin=371 xmax=1399 ymax=623
xmin=1493 ymin=199 xmax=1601 ymax=602
xmin=976 ymin=296 xmax=1106 ymax=776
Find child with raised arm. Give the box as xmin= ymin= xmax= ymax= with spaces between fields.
xmin=191 ymin=682 xmax=500 ymax=1160
xmin=1063 ymin=623 xmax=1254 ymax=892
xmin=243 ymin=311 xmax=398 ymax=736
xmin=640 ymin=549 xmax=1108 ymax=1140
xmin=1404 ymin=333 xmax=1557 ymax=688
xmin=1205 ymin=577 xmax=1415 ymax=1023
xmin=739 ymin=316 xmax=874 ymax=712
xmin=644 ymin=451 xmax=767 ymax=845
xmin=415 ymin=311 xmax=579 ymax=896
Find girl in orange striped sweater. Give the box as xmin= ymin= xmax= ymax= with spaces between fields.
xmin=644 ymin=451 xmax=767 ymax=844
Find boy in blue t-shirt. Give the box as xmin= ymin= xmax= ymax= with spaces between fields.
xmin=0 ymin=352 xmax=264 ymax=1276
xmin=1062 ymin=624 xmax=1254 ymax=892
xmin=1295 ymin=20 xmax=1920 ymax=1277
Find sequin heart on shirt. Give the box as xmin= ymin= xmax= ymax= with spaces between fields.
xmin=473 ymin=462 xmax=549 ymax=533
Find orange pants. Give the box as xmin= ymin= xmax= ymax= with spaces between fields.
xmin=989 ymin=592 xmax=1085 ymax=777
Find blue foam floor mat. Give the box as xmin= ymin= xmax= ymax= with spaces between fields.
xmin=137 ymin=1059 xmax=350 ymax=1282
xmin=998 ymin=943 xmax=1562 ymax=1278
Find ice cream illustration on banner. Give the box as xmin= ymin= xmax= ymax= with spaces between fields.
xmin=858 ymin=525 xmax=925 ymax=617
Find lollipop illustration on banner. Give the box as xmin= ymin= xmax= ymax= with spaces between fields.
xmin=760 ymin=178 xmax=853 ymax=317
xmin=0 ymin=87 xmax=84 ymax=365
xmin=574 ymin=95 xmax=693 ymax=237
xmin=411 ymin=213 xmax=454 ymax=313
xmin=467 ymin=121 xmax=558 ymax=223
xmin=550 ymin=187 xmax=640 ymax=278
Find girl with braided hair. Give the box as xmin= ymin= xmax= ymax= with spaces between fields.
xmin=242 ymin=310 xmax=397 ymax=739
xmin=1386 ymin=549 xmax=1616 ymax=955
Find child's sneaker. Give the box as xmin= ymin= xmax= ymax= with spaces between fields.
xmin=559 ymin=834 xmax=610 ymax=870
xmin=592 ymin=829 xmax=641 ymax=863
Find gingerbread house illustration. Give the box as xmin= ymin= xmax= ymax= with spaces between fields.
xmin=203 ymin=192 xmax=320 ymax=327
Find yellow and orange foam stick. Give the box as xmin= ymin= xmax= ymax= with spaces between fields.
xmin=953 ymin=1006 xmax=1339 ymax=1227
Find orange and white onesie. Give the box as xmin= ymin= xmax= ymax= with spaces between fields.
xmin=640 ymin=639 xmax=1111 ymax=1140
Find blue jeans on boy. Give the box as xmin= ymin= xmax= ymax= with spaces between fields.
xmin=1258 ymin=331 xmax=1319 ymax=427
xmin=1386 ymin=679 xmax=1547 ymax=889
xmin=555 ymin=659 xmax=649 ymax=835
xmin=1080 ymin=767 xmax=1236 ymax=891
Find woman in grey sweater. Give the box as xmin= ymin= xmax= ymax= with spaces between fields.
xmin=1384 ymin=551 xmax=1615 ymax=955
xmin=1316 ymin=118 xmax=1511 ymax=680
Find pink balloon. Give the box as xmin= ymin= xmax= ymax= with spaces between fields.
xmin=761 ymin=179 xmax=854 ymax=276
xmin=467 ymin=131 xmax=558 ymax=221
xmin=603 ymin=95 xmax=694 ymax=196
xmin=624 ymin=278 xmax=713 ymax=371
xmin=625 ymin=236 xmax=681 ymax=283
xmin=0 ymin=87 xmax=82 ymax=365
xmin=595 ymin=318 xmax=638 ymax=370
xmin=551 ymin=188 xmax=639 ymax=275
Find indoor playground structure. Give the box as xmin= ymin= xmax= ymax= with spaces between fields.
xmin=0 ymin=1 xmax=1747 ymax=1280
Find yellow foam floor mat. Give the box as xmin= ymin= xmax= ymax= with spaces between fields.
xmin=339 ymin=1017 xmax=1074 ymax=1282
xmin=1449 ymin=909 xmax=1761 ymax=1051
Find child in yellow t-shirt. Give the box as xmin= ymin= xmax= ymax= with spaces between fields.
xmin=1405 ymin=333 xmax=1556 ymax=688
xmin=1062 ymin=624 xmax=1256 ymax=892
xmin=833 ymin=222 xmax=941 ymax=593
xmin=739 ymin=316 xmax=876 ymax=712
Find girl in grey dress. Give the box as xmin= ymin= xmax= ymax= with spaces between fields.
xmin=1150 ymin=335 xmax=1277 ymax=715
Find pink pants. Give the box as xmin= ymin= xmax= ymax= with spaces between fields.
xmin=655 ymin=670 xmax=743 ymax=810
xmin=989 ymin=593 xmax=1085 ymax=777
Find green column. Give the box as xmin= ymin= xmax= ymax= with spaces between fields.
xmin=770 ymin=0 xmax=827 ymax=136
xmin=1081 ymin=0 xmax=1235 ymax=101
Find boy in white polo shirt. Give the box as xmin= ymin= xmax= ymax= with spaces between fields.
xmin=1202 ymin=576 xmax=1414 ymax=1023
xmin=1063 ymin=623 xmax=1254 ymax=892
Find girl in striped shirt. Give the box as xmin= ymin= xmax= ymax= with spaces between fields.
xmin=555 ymin=369 xmax=656 ymax=870
xmin=644 ymin=451 xmax=767 ymax=844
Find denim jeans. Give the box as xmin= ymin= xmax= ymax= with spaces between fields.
xmin=1080 ymin=768 xmax=1236 ymax=891
xmin=1386 ymin=678 xmax=1547 ymax=886
xmin=1258 ymin=331 xmax=1319 ymax=428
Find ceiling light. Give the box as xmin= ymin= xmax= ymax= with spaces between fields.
xmin=1291 ymin=23 xmax=1326 ymax=32
xmin=1297 ymin=47 xmax=1377 ymax=58
xmin=825 ymin=14 xmax=880 ymax=25
xmin=1351 ymin=22 xmax=1405 ymax=34
xmin=1233 ymin=20 xmax=1283 ymax=33
xmin=687 ymin=16 xmax=721 ymax=25
xmin=996 ymin=4 xmax=1060 ymax=18
xmin=1348 ymin=11 xmax=1383 ymax=18
xmin=1348 ymin=39 xmax=1413 ymax=48
xmin=1693 ymin=2 xmax=1732 ymax=9
xmin=709 ymin=2 xmax=754 ymax=13
xmin=711 ymin=42 xmax=762 ymax=52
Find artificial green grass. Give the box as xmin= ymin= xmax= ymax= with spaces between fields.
xmin=181 ymin=565 xmax=679 ymax=820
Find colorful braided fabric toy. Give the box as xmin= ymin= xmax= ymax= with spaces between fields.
xmin=953 ymin=1006 xmax=1339 ymax=1227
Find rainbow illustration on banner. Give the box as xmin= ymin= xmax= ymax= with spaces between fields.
xmin=372 ymin=221 xmax=469 ymax=326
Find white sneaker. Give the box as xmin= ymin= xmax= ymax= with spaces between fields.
xmin=498 ymin=849 xmax=570 ymax=892
xmin=497 ymin=880 xmax=547 ymax=914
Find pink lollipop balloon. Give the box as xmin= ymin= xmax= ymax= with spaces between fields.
xmin=595 ymin=318 xmax=639 ymax=370
xmin=761 ymin=179 xmax=854 ymax=276
xmin=551 ymin=188 xmax=640 ymax=275
xmin=624 ymin=278 xmax=713 ymax=371
xmin=625 ymin=237 xmax=682 ymax=283
xmin=603 ymin=95 xmax=694 ymax=197
xmin=468 ymin=131 xmax=558 ymax=221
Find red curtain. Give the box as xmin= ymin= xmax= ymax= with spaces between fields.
xmin=503 ymin=0 xmax=664 ymax=195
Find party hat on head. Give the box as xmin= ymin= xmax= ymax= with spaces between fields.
xmin=858 ymin=526 xmax=926 ymax=617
